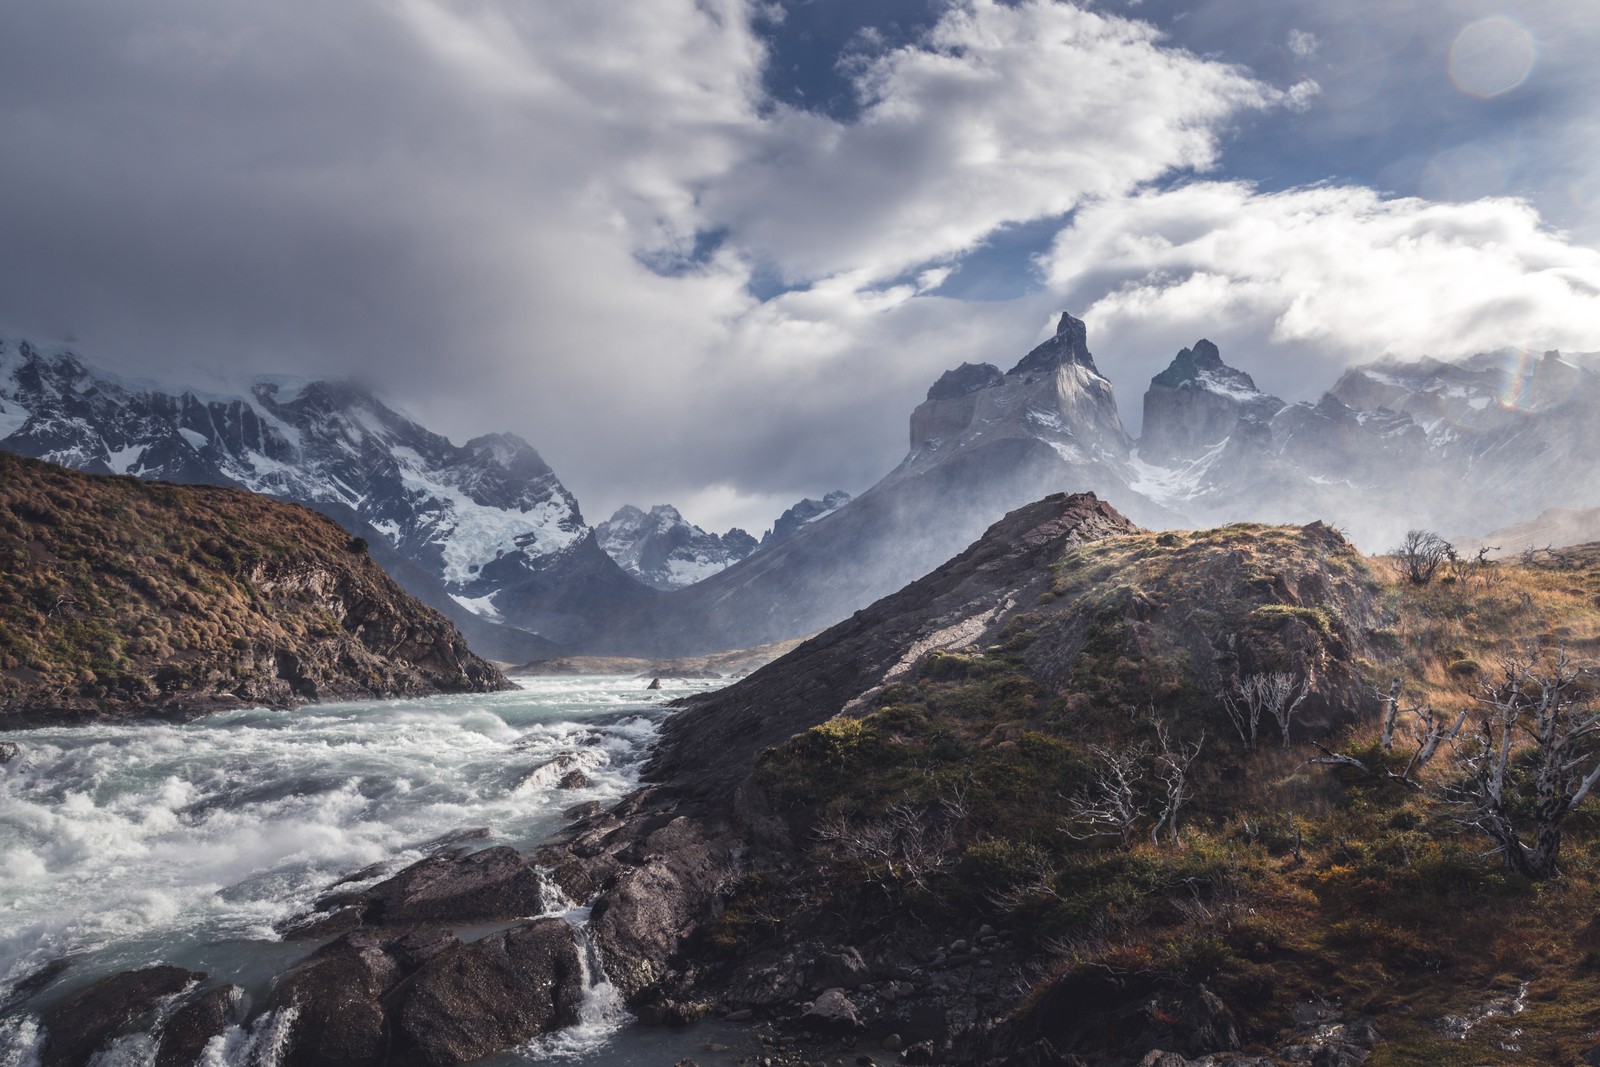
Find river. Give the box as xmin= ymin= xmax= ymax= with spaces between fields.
xmin=0 ymin=677 xmax=755 ymax=1067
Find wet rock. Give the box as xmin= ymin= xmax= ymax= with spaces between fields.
xmin=395 ymin=918 xmax=583 ymax=1066
xmin=0 ymin=957 xmax=71 ymax=1011
xmin=328 ymin=845 xmax=545 ymax=927
xmin=557 ymin=770 xmax=590 ymax=790
xmin=41 ymin=966 xmax=205 ymax=1067
xmin=1136 ymin=1054 xmax=1191 ymax=1067
xmin=725 ymin=1008 xmax=754 ymax=1021
xmin=800 ymin=988 xmax=863 ymax=1035
xmin=881 ymin=1034 xmax=903 ymax=1052
xmin=900 ymin=1042 xmax=936 ymax=1065
xmin=273 ymin=931 xmax=405 ymax=1067
xmin=155 ymin=985 xmax=240 ymax=1067
xmin=562 ymin=801 xmax=603 ymax=820
xmin=647 ymin=678 xmax=662 ymax=690
xmin=0 ymin=741 xmax=20 ymax=764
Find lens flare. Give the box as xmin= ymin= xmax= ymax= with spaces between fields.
xmin=1449 ymin=16 xmax=1537 ymax=98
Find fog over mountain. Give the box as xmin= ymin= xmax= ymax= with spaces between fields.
xmin=0 ymin=0 xmax=1597 ymax=537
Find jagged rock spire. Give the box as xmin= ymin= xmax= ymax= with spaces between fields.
xmin=1008 ymin=313 xmax=1101 ymax=377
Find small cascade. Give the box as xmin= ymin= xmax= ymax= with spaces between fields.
xmin=526 ymin=870 xmax=630 ymax=1059
xmin=202 ymin=1005 xmax=298 ymax=1067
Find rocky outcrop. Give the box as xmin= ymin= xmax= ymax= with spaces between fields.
xmin=269 ymin=920 xmax=582 ymax=1067
xmin=0 ymin=452 xmax=511 ymax=726
xmin=595 ymin=504 xmax=759 ymax=590
xmin=303 ymin=846 xmax=547 ymax=932
xmin=40 ymin=966 xmax=205 ymax=1067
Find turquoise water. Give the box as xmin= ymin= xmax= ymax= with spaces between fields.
xmin=0 ymin=677 xmax=754 ymax=1066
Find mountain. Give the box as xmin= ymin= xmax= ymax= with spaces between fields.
xmin=594 ymin=505 xmax=758 ymax=590
xmin=761 ymin=490 xmax=852 ymax=547
xmin=0 ymin=452 xmax=510 ymax=725
xmin=584 ymin=314 xmax=1168 ymax=656
xmin=1133 ymin=343 xmax=1600 ymax=550
xmin=0 ymin=335 xmax=648 ymax=650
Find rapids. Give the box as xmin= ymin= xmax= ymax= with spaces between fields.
xmin=0 ymin=677 xmax=750 ymax=1066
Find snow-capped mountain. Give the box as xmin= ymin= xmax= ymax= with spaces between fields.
xmin=595 ymin=505 xmax=758 ymax=590
xmin=0 ymin=335 xmax=649 ymax=650
xmin=587 ymin=315 xmax=1600 ymax=656
xmin=762 ymin=491 xmax=852 ymax=546
xmin=1131 ymin=342 xmax=1600 ymax=549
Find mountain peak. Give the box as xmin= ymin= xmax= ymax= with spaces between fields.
xmin=1151 ymin=339 xmax=1255 ymax=393
xmin=926 ymin=362 xmax=1003 ymax=402
xmin=1007 ymin=312 xmax=1099 ymax=378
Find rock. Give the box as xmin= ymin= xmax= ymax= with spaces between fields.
xmin=647 ymin=677 xmax=663 ymax=690
xmin=800 ymin=988 xmax=864 ymax=1035
xmin=949 ymin=940 xmax=970 ymax=954
xmin=0 ymin=957 xmax=71 ymax=1011
xmin=726 ymin=1008 xmax=754 ymax=1021
xmin=977 ymin=925 xmax=995 ymax=937
xmin=557 ymin=770 xmax=590 ymax=789
xmin=0 ymin=741 xmax=20 ymax=764
xmin=155 ymin=985 xmax=240 ymax=1067
xmin=40 ymin=966 xmax=204 ymax=1067
xmin=900 ymin=1042 xmax=936 ymax=1065
xmin=881 ymin=1034 xmax=904 ymax=1052
xmin=810 ymin=947 xmax=870 ymax=990
xmin=562 ymin=801 xmax=603 ymax=820
xmin=332 ymin=845 xmax=545 ymax=926
xmin=673 ymin=1060 xmax=700 ymax=1067
xmin=272 ymin=931 xmax=404 ymax=1067
xmin=395 ymin=918 xmax=583 ymax=1066
xmin=1137 ymin=1054 xmax=1192 ymax=1067
xmin=1582 ymin=1047 xmax=1600 ymax=1067
xmin=1312 ymin=1044 xmax=1370 ymax=1067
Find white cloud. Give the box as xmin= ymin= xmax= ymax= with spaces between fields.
xmin=1039 ymin=181 xmax=1600 ymax=410
xmin=700 ymin=0 xmax=1285 ymax=286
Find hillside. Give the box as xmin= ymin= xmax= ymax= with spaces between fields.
xmin=0 ymin=453 xmax=511 ymax=725
xmin=532 ymin=495 xmax=1600 ymax=1067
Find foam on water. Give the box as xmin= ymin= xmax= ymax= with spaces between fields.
xmin=0 ymin=675 xmax=716 ymax=1041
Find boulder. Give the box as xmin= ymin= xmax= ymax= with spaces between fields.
xmin=155 ymin=985 xmax=240 ymax=1067
xmin=273 ymin=931 xmax=406 ymax=1067
xmin=395 ymin=918 xmax=583 ymax=1066
xmin=0 ymin=741 xmax=20 ymax=764
xmin=322 ymin=845 xmax=545 ymax=927
xmin=41 ymin=966 xmax=204 ymax=1067
xmin=557 ymin=770 xmax=590 ymax=790
xmin=799 ymin=988 xmax=863 ymax=1035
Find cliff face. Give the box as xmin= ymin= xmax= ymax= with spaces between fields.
xmin=0 ymin=452 xmax=511 ymax=726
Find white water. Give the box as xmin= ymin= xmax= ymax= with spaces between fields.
xmin=0 ymin=677 xmax=746 ymax=1066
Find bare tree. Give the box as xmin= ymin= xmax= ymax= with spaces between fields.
xmin=1149 ymin=717 xmax=1204 ymax=846
xmin=1393 ymin=529 xmax=1453 ymax=585
xmin=1222 ymin=671 xmax=1308 ymax=751
xmin=1064 ymin=743 xmax=1148 ymax=846
xmin=814 ymin=800 xmax=955 ymax=896
xmin=1452 ymin=650 xmax=1600 ymax=879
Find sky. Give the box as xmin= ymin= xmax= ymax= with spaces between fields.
xmin=2 ymin=0 xmax=1599 ymax=536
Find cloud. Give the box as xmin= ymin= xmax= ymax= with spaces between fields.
xmin=1040 ymin=181 xmax=1600 ymax=414
xmin=700 ymin=0 xmax=1283 ymax=285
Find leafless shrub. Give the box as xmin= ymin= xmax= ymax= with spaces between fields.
xmin=1222 ymin=671 xmax=1308 ymax=751
xmin=1393 ymin=529 xmax=1453 ymax=585
xmin=1450 ymin=649 xmax=1600 ymax=879
xmin=1149 ymin=715 xmax=1204 ymax=846
xmin=1063 ymin=743 xmax=1148 ymax=846
xmin=813 ymin=800 xmax=955 ymax=896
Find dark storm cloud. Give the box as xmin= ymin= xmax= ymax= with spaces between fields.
xmin=1 ymin=0 xmax=1598 ymax=534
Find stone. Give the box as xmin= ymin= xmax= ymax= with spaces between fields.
xmin=336 ymin=845 xmax=545 ymax=926
xmin=800 ymin=989 xmax=864 ymax=1035
xmin=41 ymin=966 xmax=204 ymax=1067
xmin=562 ymin=800 xmax=603 ymax=820
xmin=155 ymin=985 xmax=240 ymax=1067
xmin=647 ymin=678 xmax=663 ymax=690
xmin=395 ymin=918 xmax=584 ymax=1066
xmin=881 ymin=1034 xmax=903 ymax=1052
xmin=0 ymin=741 xmax=20 ymax=764
xmin=556 ymin=770 xmax=590 ymax=789
xmin=1137 ymin=1054 xmax=1192 ymax=1067
xmin=726 ymin=1009 xmax=754 ymax=1021
xmin=1312 ymin=1044 xmax=1369 ymax=1067
xmin=271 ymin=931 xmax=405 ymax=1067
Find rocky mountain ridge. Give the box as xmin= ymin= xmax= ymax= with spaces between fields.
xmin=0 ymin=336 xmax=646 ymax=651
xmin=583 ymin=314 xmax=1600 ymax=656
xmin=595 ymin=504 xmax=759 ymax=590
xmin=0 ymin=452 xmax=510 ymax=724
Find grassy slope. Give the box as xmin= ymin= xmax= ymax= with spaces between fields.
xmin=732 ymin=521 xmax=1600 ymax=1064
xmin=0 ymin=452 xmax=508 ymax=722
